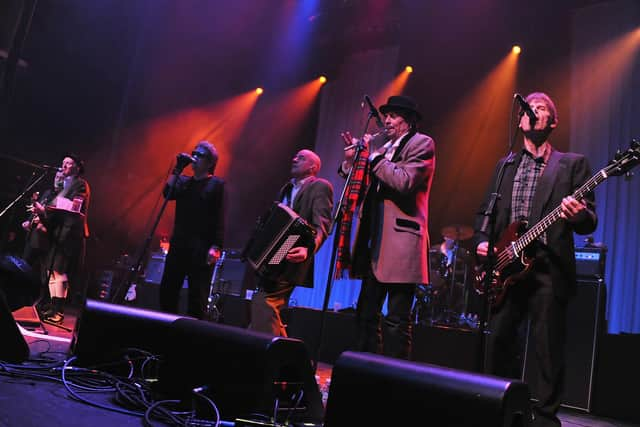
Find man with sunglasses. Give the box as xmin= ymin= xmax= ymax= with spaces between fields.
xmin=159 ymin=141 xmax=225 ymax=319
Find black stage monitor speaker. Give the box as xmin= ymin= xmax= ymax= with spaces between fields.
xmin=159 ymin=318 xmax=324 ymax=424
xmin=0 ymin=255 xmax=40 ymax=363
xmin=0 ymin=289 xmax=29 ymax=363
xmin=522 ymin=279 xmax=605 ymax=412
xmin=71 ymin=299 xmax=183 ymax=365
xmin=325 ymin=351 xmax=531 ymax=427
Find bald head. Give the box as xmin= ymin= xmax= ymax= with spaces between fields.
xmin=291 ymin=149 xmax=321 ymax=179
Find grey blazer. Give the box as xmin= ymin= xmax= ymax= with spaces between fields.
xmin=350 ymin=131 xmax=436 ymax=284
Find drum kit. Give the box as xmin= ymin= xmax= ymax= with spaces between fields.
xmin=413 ymin=224 xmax=481 ymax=329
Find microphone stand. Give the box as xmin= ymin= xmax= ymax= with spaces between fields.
xmin=0 ymin=164 xmax=54 ymax=254
xmin=312 ymin=113 xmax=375 ymax=373
xmin=110 ymin=167 xmax=181 ymax=303
xmin=475 ymin=102 xmax=521 ymax=374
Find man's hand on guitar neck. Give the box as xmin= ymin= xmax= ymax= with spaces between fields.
xmin=559 ymin=196 xmax=588 ymax=223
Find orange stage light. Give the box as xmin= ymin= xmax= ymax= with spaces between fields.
xmin=255 ymin=87 xmax=264 ymax=95
xmin=319 ymin=75 xmax=327 ymax=84
xmin=431 ymin=50 xmax=519 ymax=223
xmin=374 ymin=68 xmax=413 ymax=107
xmin=512 ymin=45 xmax=522 ymax=55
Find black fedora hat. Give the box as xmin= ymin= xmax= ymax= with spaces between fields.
xmin=379 ymin=95 xmax=422 ymax=121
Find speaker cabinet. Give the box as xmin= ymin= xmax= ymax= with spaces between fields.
xmin=159 ymin=319 xmax=324 ymax=424
xmin=325 ymin=351 xmax=531 ymax=426
xmin=522 ymin=279 xmax=606 ymax=412
xmin=71 ymin=299 xmax=183 ymax=365
xmin=0 ymin=289 xmax=29 ymax=363
xmin=283 ymin=307 xmax=357 ymax=364
xmin=412 ymin=324 xmax=481 ymax=372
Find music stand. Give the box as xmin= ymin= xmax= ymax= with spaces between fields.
xmin=313 ymin=112 xmax=378 ymax=372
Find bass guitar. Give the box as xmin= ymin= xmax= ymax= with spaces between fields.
xmin=475 ymin=140 xmax=640 ymax=310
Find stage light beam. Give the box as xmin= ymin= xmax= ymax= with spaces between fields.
xmin=255 ymin=87 xmax=264 ymax=95
xmin=512 ymin=45 xmax=522 ymax=55
xmin=319 ymin=75 xmax=327 ymax=84
xmin=405 ymin=65 xmax=413 ymax=73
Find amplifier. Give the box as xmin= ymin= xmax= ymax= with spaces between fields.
xmin=144 ymin=251 xmax=247 ymax=295
xmin=575 ymin=246 xmax=606 ymax=279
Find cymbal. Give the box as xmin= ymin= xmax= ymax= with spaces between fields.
xmin=441 ymin=224 xmax=473 ymax=241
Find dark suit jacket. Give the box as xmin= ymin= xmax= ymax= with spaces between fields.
xmin=163 ymin=175 xmax=225 ymax=262
xmin=276 ymin=176 xmax=333 ymax=287
xmin=473 ymin=148 xmax=597 ymax=299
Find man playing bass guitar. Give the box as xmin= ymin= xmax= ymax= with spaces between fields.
xmin=472 ymin=92 xmax=597 ymax=427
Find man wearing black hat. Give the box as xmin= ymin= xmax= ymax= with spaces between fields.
xmin=159 ymin=141 xmax=225 ymax=320
xmin=31 ymin=154 xmax=90 ymax=324
xmin=340 ymin=95 xmax=435 ymax=359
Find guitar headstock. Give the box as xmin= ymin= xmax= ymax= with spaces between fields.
xmin=604 ymin=139 xmax=640 ymax=177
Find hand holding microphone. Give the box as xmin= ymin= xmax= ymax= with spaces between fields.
xmin=173 ymin=152 xmax=195 ymax=175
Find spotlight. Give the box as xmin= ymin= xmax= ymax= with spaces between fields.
xmin=318 ymin=76 xmax=327 ymax=84
xmin=405 ymin=66 xmax=413 ymax=73
xmin=512 ymin=45 xmax=522 ymax=55
xmin=255 ymin=87 xmax=264 ymax=95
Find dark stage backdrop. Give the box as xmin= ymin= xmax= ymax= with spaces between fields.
xmin=570 ymin=0 xmax=640 ymax=333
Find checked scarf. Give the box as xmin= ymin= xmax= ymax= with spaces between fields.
xmin=335 ymin=146 xmax=370 ymax=278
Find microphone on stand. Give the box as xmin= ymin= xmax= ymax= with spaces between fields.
xmin=363 ymin=94 xmax=385 ymax=129
xmin=514 ymin=93 xmax=537 ymax=125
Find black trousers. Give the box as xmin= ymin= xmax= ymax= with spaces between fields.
xmin=486 ymin=269 xmax=567 ymax=427
xmin=354 ymin=273 xmax=415 ymax=360
xmin=159 ymin=247 xmax=213 ymax=319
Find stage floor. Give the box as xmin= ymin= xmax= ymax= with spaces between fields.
xmin=2 ymin=305 xmax=637 ymax=427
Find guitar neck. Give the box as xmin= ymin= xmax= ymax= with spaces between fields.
xmin=513 ymin=169 xmax=606 ymax=254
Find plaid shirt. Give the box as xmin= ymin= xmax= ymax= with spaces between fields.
xmin=511 ymin=145 xmax=551 ymax=242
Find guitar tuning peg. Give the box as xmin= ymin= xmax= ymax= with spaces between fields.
xmin=631 ymin=139 xmax=640 ymax=149
xmin=614 ymin=149 xmax=623 ymax=160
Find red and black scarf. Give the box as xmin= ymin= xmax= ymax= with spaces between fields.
xmin=335 ymin=147 xmax=370 ymax=279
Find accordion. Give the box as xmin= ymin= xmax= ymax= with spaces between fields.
xmin=242 ymin=202 xmax=316 ymax=283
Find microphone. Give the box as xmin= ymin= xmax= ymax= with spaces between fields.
xmin=514 ymin=93 xmax=537 ymax=124
xmin=41 ymin=164 xmax=62 ymax=172
xmin=177 ymin=152 xmax=196 ymax=163
xmin=364 ymin=95 xmax=384 ymax=129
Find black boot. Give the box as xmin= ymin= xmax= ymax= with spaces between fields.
xmin=45 ymin=297 xmax=65 ymax=324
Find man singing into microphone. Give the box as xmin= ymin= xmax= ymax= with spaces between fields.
xmin=339 ymin=95 xmax=435 ymax=360
xmin=159 ymin=141 xmax=225 ymax=319
xmin=472 ymin=92 xmax=597 ymax=427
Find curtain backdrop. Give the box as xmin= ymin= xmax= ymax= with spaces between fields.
xmin=291 ymin=46 xmax=400 ymax=311
xmin=570 ymin=0 xmax=640 ymax=333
